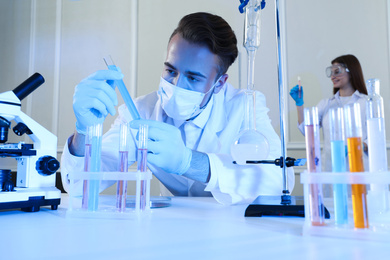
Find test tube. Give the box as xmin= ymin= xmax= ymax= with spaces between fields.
xmin=82 ymin=123 xmax=102 ymax=211
xmin=298 ymin=76 xmax=302 ymax=99
xmin=103 ymin=55 xmax=140 ymax=120
xmin=304 ymin=107 xmax=325 ymax=226
xmin=116 ymin=123 xmax=129 ymax=212
xmin=137 ymin=124 xmax=148 ymax=211
xmin=329 ymin=107 xmax=348 ymax=225
xmin=344 ymin=103 xmax=369 ymax=229
xmin=366 ymin=78 xmax=389 ymax=213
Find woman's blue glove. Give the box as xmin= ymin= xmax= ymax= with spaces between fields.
xmin=130 ymin=119 xmax=192 ymax=175
xmin=289 ymin=85 xmax=304 ymax=106
xmin=73 ymin=70 xmax=122 ymax=135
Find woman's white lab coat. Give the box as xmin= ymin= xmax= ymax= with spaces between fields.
xmin=61 ymin=82 xmax=294 ymax=205
xmin=297 ymin=90 xmax=368 ymax=172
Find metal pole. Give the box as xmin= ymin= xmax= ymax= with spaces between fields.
xmin=275 ymin=0 xmax=290 ymax=198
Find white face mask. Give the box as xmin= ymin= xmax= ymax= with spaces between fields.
xmin=158 ymin=77 xmax=220 ymax=121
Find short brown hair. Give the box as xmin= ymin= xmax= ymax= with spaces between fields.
xmin=169 ymin=12 xmax=238 ymax=78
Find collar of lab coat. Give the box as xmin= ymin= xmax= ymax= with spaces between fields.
xmin=195 ymin=83 xmax=229 ymax=153
xmin=170 ymin=84 xmax=228 ymax=154
xmin=332 ymin=90 xmax=365 ymax=101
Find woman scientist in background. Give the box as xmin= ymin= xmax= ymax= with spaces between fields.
xmin=289 ymin=54 xmax=368 ymax=171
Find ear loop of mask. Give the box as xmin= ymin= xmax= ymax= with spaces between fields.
xmin=200 ymin=75 xmax=224 ymax=109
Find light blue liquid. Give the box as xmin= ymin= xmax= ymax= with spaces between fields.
xmin=331 ymin=140 xmax=348 ymax=225
xmin=107 ymin=65 xmax=140 ymax=120
xmin=88 ymin=135 xmax=101 ymax=211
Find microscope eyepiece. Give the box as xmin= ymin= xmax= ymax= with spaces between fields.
xmin=12 ymin=73 xmax=45 ymax=101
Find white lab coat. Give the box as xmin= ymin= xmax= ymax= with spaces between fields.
xmin=61 ymin=82 xmax=294 ymax=205
xmin=298 ymin=90 xmax=368 ymax=171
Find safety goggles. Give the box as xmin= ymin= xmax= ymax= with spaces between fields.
xmin=325 ymin=64 xmax=350 ymax=78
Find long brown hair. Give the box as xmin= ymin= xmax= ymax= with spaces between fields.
xmin=332 ymin=54 xmax=367 ymax=95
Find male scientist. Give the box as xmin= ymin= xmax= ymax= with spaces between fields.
xmin=61 ymin=12 xmax=294 ymax=205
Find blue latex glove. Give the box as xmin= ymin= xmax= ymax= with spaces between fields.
xmin=130 ymin=119 xmax=192 ymax=175
xmin=289 ymin=85 xmax=304 ymax=106
xmin=73 ymin=70 xmax=122 ymax=135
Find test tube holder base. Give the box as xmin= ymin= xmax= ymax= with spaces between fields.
xmin=244 ymin=195 xmax=330 ymax=218
xmin=301 ymin=171 xmax=390 ymax=241
xmin=66 ymin=170 xmax=152 ymax=219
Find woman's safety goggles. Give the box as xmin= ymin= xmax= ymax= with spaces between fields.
xmin=325 ymin=65 xmax=350 ymax=78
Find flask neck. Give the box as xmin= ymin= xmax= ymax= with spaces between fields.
xmin=244 ymin=90 xmax=256 ymax=131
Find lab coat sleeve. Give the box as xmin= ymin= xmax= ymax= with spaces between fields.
xmin=60 ymin=135 xmax=87 ymax=194
xmin=60 ymin=111 xmax=137 ymax=195
xmin=60 ymin=134 xmax=120 ymax=195
xmin=206 ymin=154 xmax=292 ymax=205
xmin=205 ymin=91 xmax=294 ymax=205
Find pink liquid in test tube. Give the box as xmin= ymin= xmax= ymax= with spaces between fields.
xmin=138 ymin=148 xmax=148 ymax=210
xmin=117 ymin=123 xmax=129 ymax=212
xmin=116 ymin=151 xmax=128 ymax=211
xmin=137 ymin=124 xmax=148 ymax=211
xmin=82 ymin=143 xmax=91 ymax=209
xmin=304 ymin=107 xmax=325 ymax=226
xmin=298 ymin=76 xmax=302 ymax=99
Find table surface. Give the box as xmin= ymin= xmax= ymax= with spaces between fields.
xmin=1 ymin=195 xmax=389 ymax=260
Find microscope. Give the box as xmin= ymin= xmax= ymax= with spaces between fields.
xmin=0 ymin=73 xmax=61 ymax=212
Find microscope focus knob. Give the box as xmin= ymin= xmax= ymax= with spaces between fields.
xmin=36 ymin=156 xmax=60 ymax=176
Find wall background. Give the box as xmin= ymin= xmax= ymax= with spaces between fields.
xmin=1 ymin=0 xmax=389 ymax=196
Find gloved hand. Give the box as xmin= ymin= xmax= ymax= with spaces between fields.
xmin=130 ymin=119 xmax=192 ymax=175
xmin=73 ymin=70 xmax=123 ymax=135
xmin=289 ymin=85 xmax=304 ymax=106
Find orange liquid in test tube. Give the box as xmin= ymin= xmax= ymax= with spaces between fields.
xmin=347 ymin=136 xmax=369 ymax=229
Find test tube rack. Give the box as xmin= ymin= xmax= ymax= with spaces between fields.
xmin=301 ymin=171 xmax=390 ymax=241
xmin=67 ymin=170 xmax=152 ymax=219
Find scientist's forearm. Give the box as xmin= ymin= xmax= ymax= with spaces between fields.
xmin=182 ymin=150 xmax=210 ymax=183
xmin=68 ymin=131 xmax=86 ymax=157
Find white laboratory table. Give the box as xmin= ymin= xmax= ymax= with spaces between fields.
xmin=1 ymin=195 xmax=389 ymax=260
